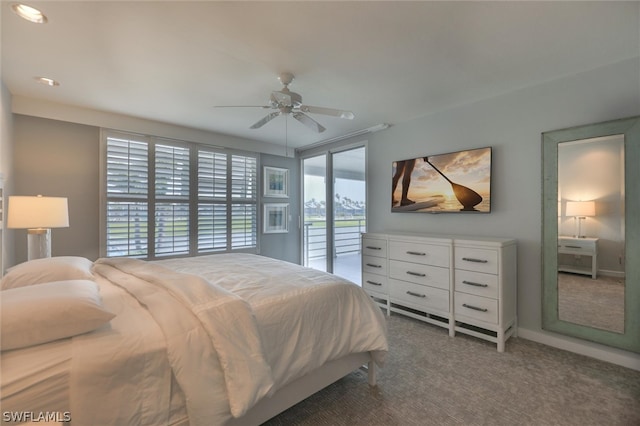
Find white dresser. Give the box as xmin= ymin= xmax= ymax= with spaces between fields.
xmin=361 ymin=235 xmax=389 ymax=310
xmin=361 ymin=232 xmax=517 ymax=352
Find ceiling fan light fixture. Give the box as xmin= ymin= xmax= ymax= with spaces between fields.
xmin=12 ymin=3 xmax=48 ymax=24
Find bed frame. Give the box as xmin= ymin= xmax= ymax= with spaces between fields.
xmin=227 ymin=352 xmax=376 ymax=426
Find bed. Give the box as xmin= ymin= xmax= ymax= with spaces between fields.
xmin=0 ymin=253 xmax=388 ymax=425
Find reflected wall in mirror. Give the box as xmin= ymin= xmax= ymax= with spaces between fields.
xmin=557 ymin=136 xmax=624 ymax=333
xmin=542 ymin=116 xmax=639 ymax=353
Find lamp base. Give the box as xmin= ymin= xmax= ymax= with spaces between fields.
xmin=573 ymin=216 xmax=587 ymax=238
xmin=27 ymin=228 xmax=51 ymax=260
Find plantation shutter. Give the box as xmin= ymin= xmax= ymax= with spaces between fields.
xmin=197 ymin=150 xmax=228 ymax=251
xmin=155 ymin=144 xmax=190 ymax=198
xmin=231 ymin=155 xmax=257 ymax=249
xmin=105 ymin=136 xmax=149 ymax=257
xmin=155 ymin=144 xmax=190 ymax=256
xmin=103 ymin=131 xmax=258 ymax=258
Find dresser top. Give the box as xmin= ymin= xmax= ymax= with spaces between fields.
xmin=363 ymin=231 xmax=516 ymax=247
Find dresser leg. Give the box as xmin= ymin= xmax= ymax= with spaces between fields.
xmin=497 ymin=330 xmax=505 ymax=352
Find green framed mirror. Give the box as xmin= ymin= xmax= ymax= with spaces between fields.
xmin=542 ymin=116 xmax=640 ymax=353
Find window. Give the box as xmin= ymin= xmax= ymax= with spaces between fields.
xmin=102 ymin=131 xmax=258 ymax=258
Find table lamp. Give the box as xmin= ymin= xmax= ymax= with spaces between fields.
xmin=7 ymin=195 xmax=69 ymax=260
xmin=565 ymin=200 xmax=595 ymax=238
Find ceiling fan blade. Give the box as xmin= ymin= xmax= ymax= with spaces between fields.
xmin=250 ymin=111 xmax=281 ymax=129
xmin=214 ymin=105 xmax=270 ymax=108
xmin=299 ymin=105 xmax=355 ymax=120
xmin=292 ymin=112 xmax=326 ymax=133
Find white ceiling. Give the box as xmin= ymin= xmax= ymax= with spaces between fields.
xmin=2 ymin=1 xmax=638 ymax=149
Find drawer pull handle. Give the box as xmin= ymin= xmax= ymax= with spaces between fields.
xmin=462 ymin=257 xmax=488 ymax=263
xmin=406 ymin=271 xmax=426 ymax=277
xmin=366 ymin=280 xmax=382 ymax=286
xmin=366 ymin=263 xmax=382 ymax=268
xmin=462 ymin=280 xmax=488 ymax=288
xmin=463 ymin=303 xmax=488 ymax=312
xmin=406 ymin=291 xmax=426 ymax=298
xmin=565 ymin=245 xmax=582 ymax=249
xmin=366 ymin=246 xmax=382 ymax=250
xmin=406 ymin=251 xmax=426 ymax=256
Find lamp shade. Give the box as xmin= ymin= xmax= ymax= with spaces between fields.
xmin=566 ymin=201 xmax=595 ymax=217
xmin=7 ymin=195 xmax=69 ymax=229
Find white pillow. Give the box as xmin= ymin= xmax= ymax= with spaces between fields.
xmin=0 ymin=280 xmax=115 ymax=351
xmin=1 ymin=256 xmax=94 ymax=290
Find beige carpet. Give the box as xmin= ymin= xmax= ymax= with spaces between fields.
xmin=558 ymin=272 xmax=625 ymax=333
xmin=264 ymin=314 xmax=640 ymax=426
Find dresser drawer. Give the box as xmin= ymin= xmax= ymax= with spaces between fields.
xmin=454 ymin=292 xmax=498 ymax=324
xmin=362 ymin=255 xmax=387 ymax=275
xmin=455 ymin=269 xmax=498 ymax=299
xmin=362 ymin=237 xmax=387 ymax=258
xmin=390 ymin=279 xmax=449 ymax=312
xmin=558 ymin=237 xmax=597 ymax=254
xmin=362 ymin=272 xmax=388 ymax=293
xmin=389 ymin=241 xmax=450 ymax=268
xmin=389 ymin=260 xmax=449 ymax=290
xmin=455 ymin=247 xmax=498 ymax=274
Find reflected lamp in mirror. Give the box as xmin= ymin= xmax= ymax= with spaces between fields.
xmin=565 ymin=200 xmax=595 ymax=238
xmin=7 ymin=195 xmax=69 ymax=260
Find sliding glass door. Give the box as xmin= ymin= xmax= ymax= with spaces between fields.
xmin=302 ymin=145 xmax=366 ymax=283
xmin=302 ymin=154 xmax=327 ymax=272
xmin=332 ymin=147 xmax=366 ymax=282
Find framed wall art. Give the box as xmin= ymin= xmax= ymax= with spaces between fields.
xmin=263 ymin=203 xmax=289 ymax=233
xmin=392 ymin=146 xmax=492 ymax=213
xmin=263 ymin=166 xmax=289 ymax=198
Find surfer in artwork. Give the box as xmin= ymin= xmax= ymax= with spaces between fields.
xmin=391 ymin=159 xmax=416 ymax=206
xmin=392 ymin=158 xmax=445 ymax=211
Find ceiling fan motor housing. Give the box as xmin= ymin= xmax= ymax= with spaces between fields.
xmin=271 ymin=90 xmax=302 ymax=108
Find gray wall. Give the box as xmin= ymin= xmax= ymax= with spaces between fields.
xmin=259 ymin=154 xmax=301 ymax=264
xmin=13 ymin=115 xmax=100 ymax=263
xmin=1 ymin=80 xmax=15 ymax=271
xmin=364 ymin=58 xmax=640 ymax=350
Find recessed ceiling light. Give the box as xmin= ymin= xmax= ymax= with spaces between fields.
xmin=34 ymin=77 xmax=59 ymax=87
xmin=12 ymin=3 xmax=48 ymax=24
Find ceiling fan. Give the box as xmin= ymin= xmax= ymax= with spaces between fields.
xmin=215 ymin=72 xmax=355 ymax=133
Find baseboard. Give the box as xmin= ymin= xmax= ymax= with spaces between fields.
xmin=598 ymin=269 xmax=625 ymax=278
xmin=517 ymin=328 xmax=640 ymax=371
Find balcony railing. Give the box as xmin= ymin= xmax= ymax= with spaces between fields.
xmin=303 ymin=218 xmax=366 ymax=266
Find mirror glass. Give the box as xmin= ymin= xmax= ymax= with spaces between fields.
xmin=557 ymin=135 xmax=625 ymax=333
xmin=542 ymin=116 xmax=639 ymax=354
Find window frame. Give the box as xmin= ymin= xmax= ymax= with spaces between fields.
xmin=99 ymin=129 xmax=260 ymax=259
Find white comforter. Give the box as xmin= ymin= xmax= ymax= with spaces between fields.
xmin=82 ymin=254 xmax=387 ymax=426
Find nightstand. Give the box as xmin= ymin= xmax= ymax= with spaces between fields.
xmin=558 ymin=236 xmax=598 ymax=279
